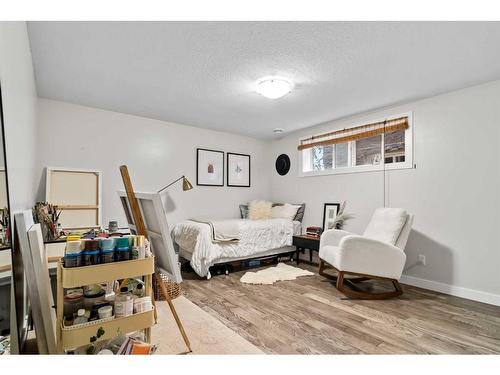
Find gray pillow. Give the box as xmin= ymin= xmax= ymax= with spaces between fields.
xmin=293 ymin=203 xmax=306 ymax=222
xmin=239 ymin=204 xmax=249 ymax=219
xmin=240 ymin=203 xmax=305 ymax=222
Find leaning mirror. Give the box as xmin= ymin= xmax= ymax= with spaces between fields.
xmin=0 ymin=83 xmax=12 ymax=342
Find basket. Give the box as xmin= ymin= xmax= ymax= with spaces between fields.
xmin=153 ymin=272 xmax=181 ymax=301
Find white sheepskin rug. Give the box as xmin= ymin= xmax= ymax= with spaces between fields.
xmin=240 ymin=263 xmax=314 ymax=285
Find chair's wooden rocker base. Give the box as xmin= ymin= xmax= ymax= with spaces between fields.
xmin=319 ymin=260 xmax=403 ymax=300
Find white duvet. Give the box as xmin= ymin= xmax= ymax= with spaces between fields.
xmin=173 ymin=218 xmax=297 ymax=278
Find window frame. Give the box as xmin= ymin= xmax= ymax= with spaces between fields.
xmin=298 ymin=112 xmax=414 ymax=177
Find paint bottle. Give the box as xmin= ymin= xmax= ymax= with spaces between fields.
xmin=74 ymin=309 xmax=88 ymax=325
xmin=98 ymin=305 xmax=113 ymax=319
xmin=131 ymin=235 xmax=139 ymax=260
xmin=83 ymin=239 xmax=100 ymax=265
xmin=99 ymin=237 xmax=115 ymax=263
xmin=115 ymin=237 xmax=131 ymax=261
xmin=132 ymin=235 xmax=146 ymax=260
xmin=144 ymin=238 xmax=152 ymax=258
xmin=114 ymin=287 xmax=133 ymax=317
xmin=64 ymin=240 xmax=82 ymax=268
xmin=133 ymin=283 xmax=145 ymax=298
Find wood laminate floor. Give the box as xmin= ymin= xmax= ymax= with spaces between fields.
xmin=182 ymin=260 xmax=500 ymax=354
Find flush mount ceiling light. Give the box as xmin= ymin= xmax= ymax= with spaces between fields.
xmin=256 ymin=77 xmax=294 ymax=99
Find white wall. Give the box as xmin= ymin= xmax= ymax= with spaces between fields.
xmin=35 ymin=79 xmax=500 ymax=305
xmin=37 ymin=99 xmax=272 ymax=227
xmin=270 ymin=80 xmax=500 ymax=305
xmin=0 ymin=22 xmax=39 ymax=212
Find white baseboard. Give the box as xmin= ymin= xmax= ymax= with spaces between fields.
xmin=400 ymin=275 xmax=500 ymax=307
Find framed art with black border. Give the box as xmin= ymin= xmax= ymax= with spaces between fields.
xmin=322 ymin=203 xmax=341 ymax=231
xmin=227 ymin=152 xmax=250 ymax=187
xmin=196 ymin=148 xmax=224 ymax=186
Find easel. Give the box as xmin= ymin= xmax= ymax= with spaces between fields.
xmin=120 ymin=165 xmax=192 ymax=353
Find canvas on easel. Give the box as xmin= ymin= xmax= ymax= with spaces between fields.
xmin=117 ymin=190 xmax=182 ymax=283
xmin=118 ymin=165 xmax=191 ymax=353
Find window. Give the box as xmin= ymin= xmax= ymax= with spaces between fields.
xmin=384 ymin=129 xmax=405 ymax=164
xmin=335 ymin=142 xmax=349 ymax=168
xmin=312 ymin=145 xmax=333 ymax=171
xmin=299 ymin=114 xmax=412 ymax=175
xmin=355 ymin=135 xmax=382 ymax=166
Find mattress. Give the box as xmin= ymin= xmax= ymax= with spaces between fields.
xmin=173 ymin=218 xmax=301 ymax=278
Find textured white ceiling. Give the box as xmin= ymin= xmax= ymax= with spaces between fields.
xmin=28 ymin=22 xmax=500 ymax=139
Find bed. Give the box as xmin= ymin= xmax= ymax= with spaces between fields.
xmin=173 ymin=218 xmax=302 ymax=278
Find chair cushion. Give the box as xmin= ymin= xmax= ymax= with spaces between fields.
xmin=363 ymin=208 xmax=407 ymax=245
xmin=319 ymin=245 xmax=342 ymax=269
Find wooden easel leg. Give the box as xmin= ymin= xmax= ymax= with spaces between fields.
xmin=156 ymin=273 xmax=192 ymax=353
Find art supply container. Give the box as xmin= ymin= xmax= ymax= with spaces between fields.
xmin=100 ymin=249 xmax=114 ymax=263
xmin=99 ymin=237 xmax=115 ymax=250
xmin=67 ymin=234 xmax=81 ymax=242
xmin=84 ymin=289 xmax=106 ymax=310
xmin=99 ymin=238 xmax=115 ymax=263
xmin=63 ymin=314 xmax=74 ymax=327
xmin=123 ymin=235 xmax=135 ymax=247
xmin=133 ymin=296 xmax=153 ymax=314
xmin=64 ymin=240 xmax=82 ymax=268
xmin=83 ymin=249 xmax=100 ymax=265
xmin=74 ymin=309 xmax=88 ymax=325
xmin=133 ymin=283 xmax=145 ymax=298
xmin=98 ymin=305 xmax=113 ymax=319
xmin=108 ymin=220 xmax=119 ymax=233
xmin=63 ymin=289 xmax=84 ymax=316
xmin=82 ymin=239 xmax=100 ymax=265
xmin=115 ymin=237 xmax=131 ymax=262
xmin=114 ymin=287 xmax=133 ymax=317
xmin=132 ymin=235 xmax=145 ymax=260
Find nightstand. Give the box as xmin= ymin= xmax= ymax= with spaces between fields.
xmin=292 ymin=234 xmax=320 ymax=264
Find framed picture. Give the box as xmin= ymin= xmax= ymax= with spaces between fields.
xmin=322 ymin=203 xmax=341 ymax=231
xmin=227 ymin=152 xmax=251 ymax=187
xmin=196 ymin=148 xmax=224 ymax=186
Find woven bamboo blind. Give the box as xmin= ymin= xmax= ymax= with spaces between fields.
xmin=298 ymin=116 xmax=409 ymax=151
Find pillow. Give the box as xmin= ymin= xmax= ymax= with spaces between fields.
xmin=293 ymin=203 xmax=306 ymax=222
xmin=273 ymin=203 xmax=306 ymax=222
xmin=363 ymin=208 xmax=408 ymax=245
xmin=240 ymin=202 xmax=306 ymax=221
xmin=271 ymin=203 xmax=301 ymax=220
xmin=248 ymin=200 xmax=273 ymax=220
xmin=239 ymin=204 xmax=249 ymax=219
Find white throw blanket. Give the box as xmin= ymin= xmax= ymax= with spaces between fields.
xmin=173 ymin=218 xmax=296 ymax=278
xmin=240 ymin=263 xmax=314 ymax=285
xmin=189 ymin=218 xmax=240 ymax=242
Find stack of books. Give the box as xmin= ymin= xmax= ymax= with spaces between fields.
xmin=306 ymin=226 xmax=323 ymax=238
xmin=117 ymin=337 xmax=157 ymax=355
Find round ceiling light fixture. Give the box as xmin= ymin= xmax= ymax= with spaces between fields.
xmin=256 ymin=77 xmax=294 ymax=99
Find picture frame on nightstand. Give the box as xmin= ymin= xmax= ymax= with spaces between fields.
xmin=322 ymin=203 xmax=340 ymax=231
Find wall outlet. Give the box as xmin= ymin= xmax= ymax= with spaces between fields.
xmin=417 ymin=254 xmax=426 ymax=266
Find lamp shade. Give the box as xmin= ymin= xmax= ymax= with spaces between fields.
xmin=182 ymin=177 xmax=193 ymax=191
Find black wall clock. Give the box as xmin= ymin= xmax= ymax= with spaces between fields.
xmin=275 ymin=154 xmax=291 ymax=176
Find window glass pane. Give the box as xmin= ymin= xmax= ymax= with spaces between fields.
xmin=312 ymin=145 xmax=333 ymax=171
xmin=384 ymin=129 xmax=405 ymax=164
xmin=334 ymin=142 xmax=349 ymax=168
xmin=355 ymin=135 xmax=382 ymax=165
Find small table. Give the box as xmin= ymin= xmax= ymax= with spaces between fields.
xmin=292 ymin=234 xmax=320 ymax=264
